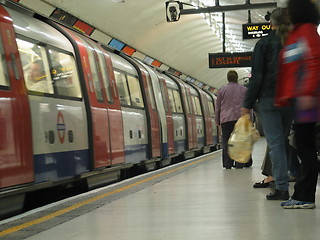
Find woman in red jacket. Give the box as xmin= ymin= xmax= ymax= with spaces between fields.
xmin=275 ymin=0 xmax=320 ymax=209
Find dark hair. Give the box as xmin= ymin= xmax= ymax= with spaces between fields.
xmin=227 ymin=70 xmax=238 ymax=83
xmin=288 ymin=0 xmax=320 ymax=25
xmin=270 ymin=8 xmax=290 ymax=45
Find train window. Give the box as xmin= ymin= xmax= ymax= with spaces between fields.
xmin=208 ymin=100 xmax=215 ymax=117
xmin=203 ymin=97 xmax=210 ymax=116
xmin=146 ymin=76 xmax=156 ymax=110
xmin=114 ymin=71 xmax=130 ymax=106
xmin=190 ymin=95 xmax=197 ymax=114
xmin=48 ymin=49 xmax=82 ymax=98
xmin=84 ymin=39 xmax=113 ymax=103
xmin=184 ymin=91 xmax=191 ymax=114
xmin=16 ymin=38 xmax=54 ymax=94
xmin=193 ymin=96 xmax=202 ymax=116
xmin=0 ymin=46 xmax=9 ymax=88
xmin=192 ymin=96 xmax=198 ymax=114
xmin=159 ymin=80 xmax=169 ymax=112
xmin=173 ymin=89 xmax=183 ymax=113
xmin=97 ymin=52 xmax=113 ymax=103
xmin=85 ymin=45 xmax=103 ymax=101
xmin=127 ymin=75 xmax=144 ymax=108
xmin=167 ymin=89 xmax=176 ymax=112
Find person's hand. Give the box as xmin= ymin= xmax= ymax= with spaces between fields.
xmin=297 ymin=96 xmax=316 ymax=110
xmin=241 ymin=107 xmax=250 ymax=116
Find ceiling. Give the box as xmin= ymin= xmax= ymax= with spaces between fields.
xmin=15 ymin=0 xmax=297 ymax=90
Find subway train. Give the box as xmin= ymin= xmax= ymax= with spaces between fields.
xmin=0 ymin=2 xmax=221 ymax=220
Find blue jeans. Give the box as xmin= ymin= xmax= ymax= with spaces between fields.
xmin=258 ymin=98 xmax=293 ymax=191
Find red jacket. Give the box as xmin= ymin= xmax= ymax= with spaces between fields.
xmin=275 ymin=23 xmax=320 ymax=122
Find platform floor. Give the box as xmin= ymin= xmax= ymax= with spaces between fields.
xmin=1 ymin=137 xmax=320 ymax=240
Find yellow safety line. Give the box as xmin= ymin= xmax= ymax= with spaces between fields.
xmin=0 ymin=153 xmax=218 ymax=237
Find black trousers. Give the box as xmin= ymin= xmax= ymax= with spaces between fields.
xmin=291 ymin=122 xmax=318 ymax=202
xmin=221 ymin=121 xmax=252 ymax=168
xmin=261 ymin=142 xmax=300 ymax=178
xmin=261 ymin=145 xmax=272 ymax=176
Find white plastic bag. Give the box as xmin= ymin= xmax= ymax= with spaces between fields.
xmin=228 ymin=114 xmax=260 ymax=163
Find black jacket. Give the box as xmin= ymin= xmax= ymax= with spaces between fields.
xmin=242 ymin=30 xmax=283 ymax=109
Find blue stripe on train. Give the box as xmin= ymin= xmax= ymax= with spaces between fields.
xmin=34 ymin=149 xmax=89 ymax=183
xmin=174 ymin=139 xmax=186 ymax=153
xmin=197 ymin=136 xmax=205 ymax=148
xmin=161 ymin=142 xmax=168 ymax=159
xmin=124 ymin=144 xmax=148 ymax=164
xmin=213 ymin=136 xmax=218 ymax=146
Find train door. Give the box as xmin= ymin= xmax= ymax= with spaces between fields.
xmin=62 ymin=28 xmax=113 ymax=169
xmin=165 ymin=73 xmax=194 ymax=150
xmin=0 ymin=6 xmax=33 ymax=188
xmin=135 ymin=60 xmax=170 ymax=158
xmin=208 ymin=93 xmax=220 ymax=147
xmin=174 ymin=78 xmax=196 ymax=150
xmin=121 ymin=55 xmax=161 ymax=159
xmin=157 ymin=73 xmax=175 ymax=156
xmin=109 ymin=51 xmax=151 ymax=164
xmin=201 ymin=91 xmax=214 ymax=146
xmin=185 ymin=86 xmax=198 ymax=149
xmin=188 ymin=86 xmax=204 ymax=148
xmin=162 ymin=73 xmax=186 ymax=154
xmin=97 ymin=46 xmax=125 ymax=165
xmin=139 ymin=66 xmax=161 ymax=158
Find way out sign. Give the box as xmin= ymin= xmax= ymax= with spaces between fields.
xmin=242 ymin=23 xmax=271 ymax=39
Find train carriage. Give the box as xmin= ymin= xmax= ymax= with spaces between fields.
xmin=6 ymin=7 xmax=89 ymax=183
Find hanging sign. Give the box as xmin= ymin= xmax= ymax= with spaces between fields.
xmin=208 ymin=52 xmax=253 ymax=68
xmin=242 ymin=23 xmax=271 ymax=39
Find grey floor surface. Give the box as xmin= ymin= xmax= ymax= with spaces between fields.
xmin=2 ymin=137 xmax=320 ymax=240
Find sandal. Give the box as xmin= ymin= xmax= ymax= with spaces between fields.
xmin=253 ymin=179 xmax=272 ymax=188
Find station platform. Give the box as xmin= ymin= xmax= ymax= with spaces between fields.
xmin=1 ymin=137 xmax=320 ymax=240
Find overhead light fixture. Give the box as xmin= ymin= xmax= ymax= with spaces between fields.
xmin=112 ymin=0 xmax=125 ymax=3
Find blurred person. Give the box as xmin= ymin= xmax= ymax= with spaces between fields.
xmin=253 ymin=146 xmax=274 ymax=188
xmin=241 ymin=8 xmax=294 ymax=200
xmin=28 ymin=59 xmax=48 ymax=92
xmin=254 ymin=140 xmax=300 ymax=188
xmin=276 ymin=0 xmax=320 ymax=209
xmin=215 ymin=70 xmax=252 ymax=169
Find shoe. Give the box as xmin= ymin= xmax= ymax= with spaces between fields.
xmin=253 ymin=179 xmax=271 ymax=188
xmin=281 ymin=199 xmax=316 ymax=209
xmin=244 ymin=159 xmax=252 ymax=168
xmin=266 ymin=189 xmax=289 ymax=200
